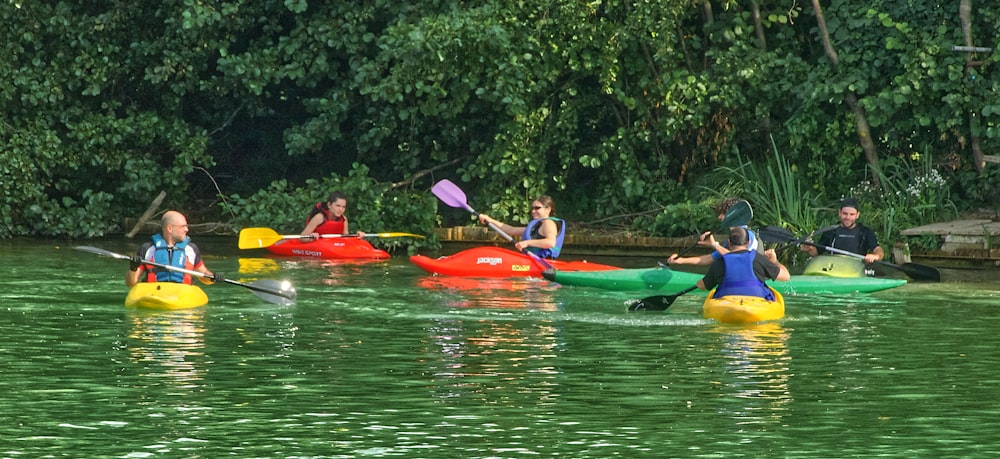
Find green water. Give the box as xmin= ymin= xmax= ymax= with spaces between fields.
xmin=3 ymin=238 xmax=1000 ymax=457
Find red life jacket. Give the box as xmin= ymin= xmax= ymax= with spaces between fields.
xmin=307 ymin=202 xmax=347 ymax=235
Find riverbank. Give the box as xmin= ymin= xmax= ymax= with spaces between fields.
xmin=123 ymin=218 xmax=1000 ymax=271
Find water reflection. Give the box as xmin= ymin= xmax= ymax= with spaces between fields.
xmin=425 ymin=319 xmax=561 ymax=408
xmin=126 ymin=309 xmax=207 ymax=388
xmin=709 ymin=322 xmax=792 ymax=426
xmin=416 ymin=276 xmax=561 ymax=310
xmin=237 ymin=257 xmax=281 ymax=275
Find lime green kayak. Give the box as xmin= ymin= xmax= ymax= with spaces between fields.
xmin=802 ymin=254 xmax=867 ymax=277
xmin=542 ymin=265 xmax=906 ymax=294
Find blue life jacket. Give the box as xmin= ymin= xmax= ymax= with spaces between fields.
xmin=715 ymin=251 xmax=774 ymax=300
xmin=711 ymin=227 xmax=759 ymax=260
xmin=150 ymin=234 xmax=191 ymax=283
xmin=522 ymin=217 xmax=566 ymax=259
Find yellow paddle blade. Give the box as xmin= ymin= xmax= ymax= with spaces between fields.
xmin=238 ymin=227 xmax=285 ymax=249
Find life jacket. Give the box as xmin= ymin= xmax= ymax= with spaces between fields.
xmin=307 ymin=202 xmax=347 ymax=235
xmin=715 ymin=250 xmax=774 ymax=300
xmin=825 ymin=224 xmax=872 ymax=255
xmin=144 ymin=234 xmax=195 ymax=284
xmin=522 ymin=217 xmax=566 ymax=259
xmin=711 ymin=227 xmax=760 ymax=261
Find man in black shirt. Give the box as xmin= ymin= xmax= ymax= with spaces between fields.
xmin=801 ymin=198 xmax=885 ymax=264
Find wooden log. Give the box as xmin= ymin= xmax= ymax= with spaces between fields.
xmin=126 ymin=191 xmax=166 ymax=238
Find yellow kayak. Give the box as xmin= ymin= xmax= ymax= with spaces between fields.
xmin=125 ymin=282 xmax=209 ymax=310
xmin=703 ymin=287 xmax=785 ymax=324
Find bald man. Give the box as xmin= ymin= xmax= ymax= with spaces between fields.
xmin=126 ymin=210 xmax=219 ymax=286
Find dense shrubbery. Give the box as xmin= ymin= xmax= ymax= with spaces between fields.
xmin=1 ymin=1 xmax=995 ymax=240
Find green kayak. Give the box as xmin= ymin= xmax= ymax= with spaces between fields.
xmin=542 ymin=265 xmax=907 ymax=295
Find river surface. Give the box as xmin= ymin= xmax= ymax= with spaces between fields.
xmin=2 ymin=237 xmax=999 ymax=458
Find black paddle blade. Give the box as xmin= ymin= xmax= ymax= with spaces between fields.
xmin=626 ymin=286 xmax=698 ymax=312
xmin=720 ymin=200 xmax=753 ymax=228
xmin=897 ymin=262 xmax=941 ymax=282
xmin=626 ymin=295 xmax=675 ymax=312
xmin=758 ymin=226 xmax=796 ymax=244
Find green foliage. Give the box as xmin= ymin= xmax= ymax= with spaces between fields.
xmin=710 ymin=141 xmax=824 ymax=235
xmin=846 ymin=156 xmax=959 ymax=248
xmin=222 ymin=164 xmax=439 ymax=253
xmin=649 ymin=203 xmax=716 ymax=238
xmin=0 ymin=0 xmax=998 ymax=242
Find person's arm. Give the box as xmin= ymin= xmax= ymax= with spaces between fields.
xmin=195 ymin=262 xmax=216 ymax=285
xmin=125 ymin=265 xmax=142 ymax=287
xmin=764 ymin=249 xmax=791 ymax=281
xmin=862 ymin=227 xmax=884 ymax=263
xmin=801 ymin=229 xmax=833 ymax=257
xmin=699 ymin=261 xmax=724 ymax=290
xmin=478 ymin=214 xmax=525 ymax=236
xmin=343 ymin=218 xmax=351 ymax=236
xmin=515 ymin=219 xmax=557 ymax=251
xmin=125 ymin=248 xmax=144 ymax=287
xmin=865 ymin=245 xmax=885 ymax=264
xmin=300 ymin=213 xmax=325 ymax=238
xmin=668 ymin=253 xmax=714 ymax=266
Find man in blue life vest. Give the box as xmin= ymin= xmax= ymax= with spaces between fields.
xmin=126 ymin=210 xmax=221 ymax=286
xmin=699 ymin=227 xmax=790 ymax=299
xmin=801 ymin=198 xmax=885 ymax=264
xmin=478 ymin=195 xmax=565 ymax=259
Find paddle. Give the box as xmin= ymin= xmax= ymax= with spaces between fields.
xmin=238 ymin=227 xmax=425 ymax=249
xmin=762 ymin=224 xmax=840 ymax=254
xmin=670 ymin=199 xmax=755 ymax=257
xmin=431 ymin=179 xmax=557 ymax=272
xmin=626 ymin=286 xmax=699 ymax=312
xmin=75 ymin=246 xmax=297 ymax=305
xmin=629 ymin=200 xmax=756 ymax=311
xmin=720 ymin=199 xmax=754 ymax=228
xmin=757 ymin=226 xmax=941 ymax=282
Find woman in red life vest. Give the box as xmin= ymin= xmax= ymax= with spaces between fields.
xmin=300 ymin=191 xmax=365 ymax=240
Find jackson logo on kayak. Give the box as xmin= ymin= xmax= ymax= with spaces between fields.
xmin=476 ymin=257 xmax=503 ymax=266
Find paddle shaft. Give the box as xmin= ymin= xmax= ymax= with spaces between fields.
xmin=75 ymin=246 xmax=296 ymax=301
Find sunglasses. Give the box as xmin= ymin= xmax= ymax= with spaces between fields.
xmin=530 ymin=205 xmax=547 ymax=211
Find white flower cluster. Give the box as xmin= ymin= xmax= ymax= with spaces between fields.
xmin=905 ymin=169 xmax=946 ymax=198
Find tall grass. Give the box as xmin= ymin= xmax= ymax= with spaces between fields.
xmin=709 ymin=141 xmax=957 ymax=257
xmin=707 ymin=138 xmax=823 ymax=236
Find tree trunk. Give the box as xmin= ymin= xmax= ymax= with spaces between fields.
xmin=959 ymin=0 xmax=986 ymax=174
xmin=811 ymin=0 xmax=881 ymax=186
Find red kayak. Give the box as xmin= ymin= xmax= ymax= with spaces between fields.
xmin=266 ymin=238 xmax=390 ymax=259
xmin=410 ymin=246 xmax=619 ymax=277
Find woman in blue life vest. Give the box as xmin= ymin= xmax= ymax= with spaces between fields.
xmin=300 ymin=191 xmax=365 ymax=240
xmin=698 ymin=227 xmax=790 ymax=300
xmin=126 ymin=210 xmax=221 ymax=286
xmin=478 ymin=195 xmax=566 ymax=259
